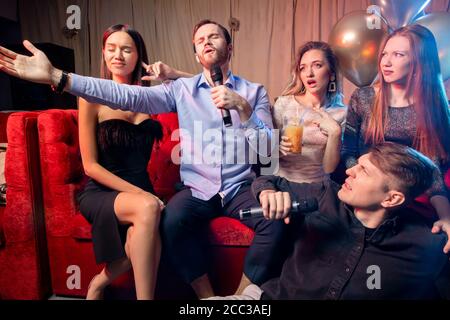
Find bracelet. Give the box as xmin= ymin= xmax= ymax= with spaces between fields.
xmin=51 ymin=71 xmax=68 ymax=94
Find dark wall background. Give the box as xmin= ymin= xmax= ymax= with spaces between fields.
xmin=0 ymin=0 xmax=76 ymax=111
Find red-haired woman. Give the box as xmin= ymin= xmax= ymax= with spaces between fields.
xmin=342 ymin=24 xmax=450 ymax=252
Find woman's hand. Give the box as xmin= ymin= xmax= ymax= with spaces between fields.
xmin=0 ymin=40 xmax=59 ymax=85
xmin=280 ymin=136 xmax=294 ymax=156
xmin=312 ymin=108 xmax=341 ymax=138
xmin=432 ymin=218 xmax=450 ymax=254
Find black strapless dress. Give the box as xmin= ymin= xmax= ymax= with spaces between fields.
xmin=77 ymin=118 xmax=162 ymax=264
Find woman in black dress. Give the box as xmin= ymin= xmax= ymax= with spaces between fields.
xmin=77 ymin=24 xmax=182 ymax=300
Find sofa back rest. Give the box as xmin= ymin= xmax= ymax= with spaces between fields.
xmin=148 ymin=113 xmax=181 ymax=202
xmin=37 ymin=109 xmax=84 ymax=237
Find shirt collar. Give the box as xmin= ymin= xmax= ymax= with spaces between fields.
xmin=364 ymin=213 xmax=400 ymax=244
xmin=346 ymin=205 xmax=401 ymax=243
xmin=197 ymin=70 xmax=235 ymax=89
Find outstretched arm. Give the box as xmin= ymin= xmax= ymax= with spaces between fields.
xmin=0 ymin=40 xmax=64 ymax=87
xmin=0 ymin=41 xmax=176 ymax=115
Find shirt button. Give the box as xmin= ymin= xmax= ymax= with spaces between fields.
xmin=356 ymin=246 xmax=361 ymax=250
xmin=345 ymin=268 xmax=350 ymax=273
xmin=330 ymin=290 xmax=336 ymax=296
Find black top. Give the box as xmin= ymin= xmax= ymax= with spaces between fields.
xmin=83 ymin=118 xmax=163 ymax=193
xmin=252 ymin=176 xmax=450 ymax=300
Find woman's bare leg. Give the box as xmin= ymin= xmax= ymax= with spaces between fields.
xmin=86 ymin=192 xmax=162 ymax=300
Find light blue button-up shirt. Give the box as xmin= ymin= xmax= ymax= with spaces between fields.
xmin=69 ymin=72 xmax=273 ymax=203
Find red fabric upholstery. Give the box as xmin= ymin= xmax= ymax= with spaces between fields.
xmin=0 ymin=112 xmax=12 ymax=248
xmin=408 ymin=169 xmax=450 ymax=220
xmin=0 ymin=207 xmax=4 ymax=247
xmin=148 ymin=113 xmax=181 ymax=202
xmin=37 ymin=109 xmax=254 ymax=298
xmin=0 ymin=112 xmax=51 ymax=300
xmin=0 ymin=112 xmax=11 ymax=143
xmin=37 ymin=109 xmax=101 ymax=297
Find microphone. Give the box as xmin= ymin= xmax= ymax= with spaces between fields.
xmin=239 ymin=198 xmax=319 ymax=220
xmin=210 ymin=64 xmax=233 ymax=127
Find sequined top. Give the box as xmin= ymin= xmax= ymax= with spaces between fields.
xmin=342 ymin=86 xmax=448 ymax=197
xmin=272 ymin=95 xmax=347 ymax=183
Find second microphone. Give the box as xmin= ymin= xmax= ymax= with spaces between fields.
xmin=239 ymin=198 xmax=319 ymax=220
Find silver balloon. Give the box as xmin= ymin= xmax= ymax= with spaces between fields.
xmin=329 ymin=11 xmax=389 ymax=87
xmin=371 ymin=0 xmax=431 ymax=30
xmin=415 ymin=12 xmax=450 ymax=80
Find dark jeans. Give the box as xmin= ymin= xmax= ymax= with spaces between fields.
xmin=161 ymin=183 xmax=288 ymax=286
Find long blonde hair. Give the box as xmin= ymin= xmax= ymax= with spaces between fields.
xmin=282 ymin=41 xmax=344 ymax=108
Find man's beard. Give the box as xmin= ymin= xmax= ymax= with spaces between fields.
xmin=200 ymin=47 xmax=229 ymax=67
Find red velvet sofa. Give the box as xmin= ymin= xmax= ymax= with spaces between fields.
xmin=36 ymin=109 xmax=254 ymax=299
xmin=0 ymin=112 xmax=52 ymax=300
xmin=1 ymin=109 xmax=447 ymax=300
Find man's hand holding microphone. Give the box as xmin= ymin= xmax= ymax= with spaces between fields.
xmin=258 ymin=190 xmax=293 ymax=224
xmin=239 ymin=189 xmax=319 ymax=223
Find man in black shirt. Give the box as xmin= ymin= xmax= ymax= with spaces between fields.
xmin=209 ymin=142 xmax=449 ymax=299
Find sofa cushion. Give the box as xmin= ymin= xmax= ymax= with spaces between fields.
xmin=208 ymin=217 xmax=254 ymax=246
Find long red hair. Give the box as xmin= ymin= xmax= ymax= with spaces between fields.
xmin=365 ymin=24 xmax=450 ymax=161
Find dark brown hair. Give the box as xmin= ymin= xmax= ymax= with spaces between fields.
xmin=101 ymin=24 xmax=150 ymax=86
xmin=192 ymin=19 xmax=232 ymax=53
xmin=369 ymin=142 xmax=437 ymax=200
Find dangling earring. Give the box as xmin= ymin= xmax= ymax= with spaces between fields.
xmin=328 ymin=76 xmax=336 ymax=93
xmin=300 ymin=84 xmax=306 ymax=94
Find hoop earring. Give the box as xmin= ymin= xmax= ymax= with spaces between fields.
xmin=328 ymin=81 xmax=336 ymax=93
